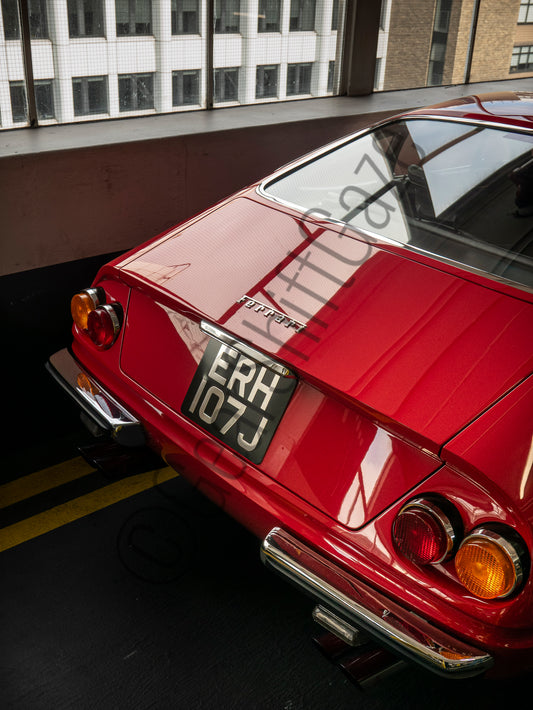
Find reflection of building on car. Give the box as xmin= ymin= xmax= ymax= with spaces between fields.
xmin=48 ymin=92 xmax=533 ymax=683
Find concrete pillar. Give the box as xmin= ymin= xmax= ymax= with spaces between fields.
xmin=240 ymin=0 xmax=259 ymax=103
xmin=48 ymin=0 xmax=74 ymax=122
xmin=279 ymin=0 xmax=292 ymax=98
xmin=154 ymin=0 xmax=172 ymax=112
xmin=105 ymin=0 xmax=120 ymax=116
xmin=0 ymin=11 xmax=13 ymax=126
xmin=314 ymin=0 xmax=331 ymax=96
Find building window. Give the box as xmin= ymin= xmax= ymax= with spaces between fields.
xmin=35 ymin=79 xmax=54 ymax=118
xmin=256 ymin=64 xmax=278 ymax=99
xmin=118 ymin=73 xmax=154 ymax=111
xmin=427 ymin=0 xmax=453 ymax=85
xmin=373 ymin=57 xmax=381 ymax=89
xmin=327 ymin=60 xmax=335 ymax=92
xmin=68 ymin=0 xmax=105 ymax=37
xmin=116 ymin=0 xmax=152 ymax=36
xmin=331 ymin=0 xmax=338 ymax=30
xmin=73 ymin=76 xmax=108 ymax=115
xmin=172 ymin=69 xmax=200 ymax=105
xmin=289 ymin=0 xmax=315 ymax=31
xmin=258 ymin=0 xmax=280 ymax=33
xmin=518 ymin=1 xmax=533 ymax=23
xmin=214 ymin=67 xmax=239 ymax=102
xmin=2 ymin=0 xmax=48 ymax=40
xmin=9 ymin=79 xmax=54 ymax=122
xmin=171 ymin=0 xmax=199 ymax=34
xmin=379 ymin=0 xmax=388 ymax=30
xmin=511 ymin=45 xmax=533 ymax=72
xmin=286 ymin=62 xmax=312 ymax=95
xmin=9 ymin=82 xmax=27 ymax=122
xmin=215 ymin=0 xmax=240 ymax=33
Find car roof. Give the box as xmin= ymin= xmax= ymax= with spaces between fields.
xmin=406 ymin=91 xmax=533 ymax=129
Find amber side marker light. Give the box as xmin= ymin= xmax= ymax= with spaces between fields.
xmin=392 ymin=497 xmax=461 ymax=565
xmin=455 ymin=527 xmax=527 ymax=600
xmin=71 ymin=288 xmax=104 ymax=330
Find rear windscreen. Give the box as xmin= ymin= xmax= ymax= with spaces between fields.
xmin=264 ymin=119 xmax=533 ymax=289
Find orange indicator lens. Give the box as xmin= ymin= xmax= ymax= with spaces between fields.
xmin=71 ymin=292 xmax=97 ymax=330
xmin=455 ymin=536 xmax=518 ymax=599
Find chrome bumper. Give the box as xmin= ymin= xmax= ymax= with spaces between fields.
xmin=46 ymin=348 xmax=146 ymax=447
xmin=261 ymin=527 xmax=493 ymax=678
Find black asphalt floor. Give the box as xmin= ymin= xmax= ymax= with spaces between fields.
xmin=0 ymin=423 xmax=523 ymax=710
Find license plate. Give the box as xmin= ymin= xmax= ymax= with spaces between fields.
xmin=182 ymin=338 xmax=297 ymax=464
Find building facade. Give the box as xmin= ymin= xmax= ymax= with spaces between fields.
xmin=0 ymin=0 xmax=340 ymax=127
xmin=382 ymin=0 xmax=533 ymax=91
xmin=0 ymin=0 xmax=532 ymax=129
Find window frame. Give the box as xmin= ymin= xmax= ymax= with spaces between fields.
xmin=172 ymin=69 xmax=201 ymax=106
xmin=118 ymin=72 xmax=155 ymax=112
xmin=171 ymin=0 xmax=200 ymax=35
xmin=72 ymin=75 xmax=109 ymax=116
xmin=256 ymin=64 xmax=279 ymax=99
xmin=214 ymin=66 xmax=239 ymax=103
xmin=115 ymin=0 xmax=152 ymax=37
xmin=67 ymin=0 xmax=105 ymax=38
xmin=518 ymin=0 xmax=533 ymax=24
xmin=286 ymin=62 xmax=313 ymax=95
xmin=510 ymin=45 xmax=533 ymax=73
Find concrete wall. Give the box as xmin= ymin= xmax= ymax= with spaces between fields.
xmin=0 ymin=110 xmax=394 ymax=277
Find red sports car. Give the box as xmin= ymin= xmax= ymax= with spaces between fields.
xmin=48 ymin=92 xmax=533 ymax=681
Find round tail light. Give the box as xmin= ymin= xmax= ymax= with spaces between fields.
xmin=455 ymin=527 xmax=525 ymax=599
xmin=71 ymin=288 xmax=104 ymax=330
xmin=392 ymin=497 xmax=459 ymax=565
xmin=87 ymin=304 xmax=122 ymax=349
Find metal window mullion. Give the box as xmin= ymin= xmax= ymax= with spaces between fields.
xmin=463 ymin=0 xmax=481 ymax=84
xmin=206 ymin=0 xmax=214 ymax=108
xmin=18 ymin=0 xmax=38 ymax=126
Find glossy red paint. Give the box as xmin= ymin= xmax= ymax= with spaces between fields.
xmin=60 ymin=93 xmax=533 ymax=678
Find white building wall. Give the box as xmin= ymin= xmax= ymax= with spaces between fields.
xmin=0 ymin=0 xmax=341 ymax=128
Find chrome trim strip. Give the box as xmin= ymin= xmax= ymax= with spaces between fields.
xmin=261 ymin=527 xmax=493 ymax=678
xmin=200 ymin=321 xmax=292 ymax=377
xmin=46 ymin=348 xmax=146 ymax=447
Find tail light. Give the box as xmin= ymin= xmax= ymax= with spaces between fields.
xmin=71 ymin=287 xmax=123 ymax=350
xmin=393 ymin=496 xmax=529 ymax=600
xmin=87 ymin=304 xmax=122 ymax=349
xmin=455 ymin=527 xmax=527 ymax=600
xmin=71 ymin=288 xmax=104 ymax=330
xmin=392 ymin=497 xmax=461 ymax=565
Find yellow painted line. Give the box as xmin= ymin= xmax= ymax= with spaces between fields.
xmin=0 ymin=457 xmax=95 ymax=510
xmin=0 ymin=466 xmax=179 ymax=553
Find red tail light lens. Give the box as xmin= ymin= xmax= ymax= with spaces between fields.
xmin=392 ymin=497 xmax=459 ymax=565
xmin=87 ymin=304 xmax=122 ymax=349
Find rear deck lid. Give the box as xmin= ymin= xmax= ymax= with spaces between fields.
xmin=117 ymin=195 xmax=533 ymax=449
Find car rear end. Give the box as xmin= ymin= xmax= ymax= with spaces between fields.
xmin=48 ymin=97 xmax=533 ymax=679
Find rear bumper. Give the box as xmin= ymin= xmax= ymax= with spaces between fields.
xmin=46 ymin=348 xmax=146 ymax=447
xmin=261 ymin=527 xmax=493 ymax=678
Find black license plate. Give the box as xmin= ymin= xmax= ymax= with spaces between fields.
xmin=182 ymin=338 xmax=297 ymax=464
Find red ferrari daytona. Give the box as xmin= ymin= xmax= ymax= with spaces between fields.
xmin=48 ymin=92 xmax=533 ymax=680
